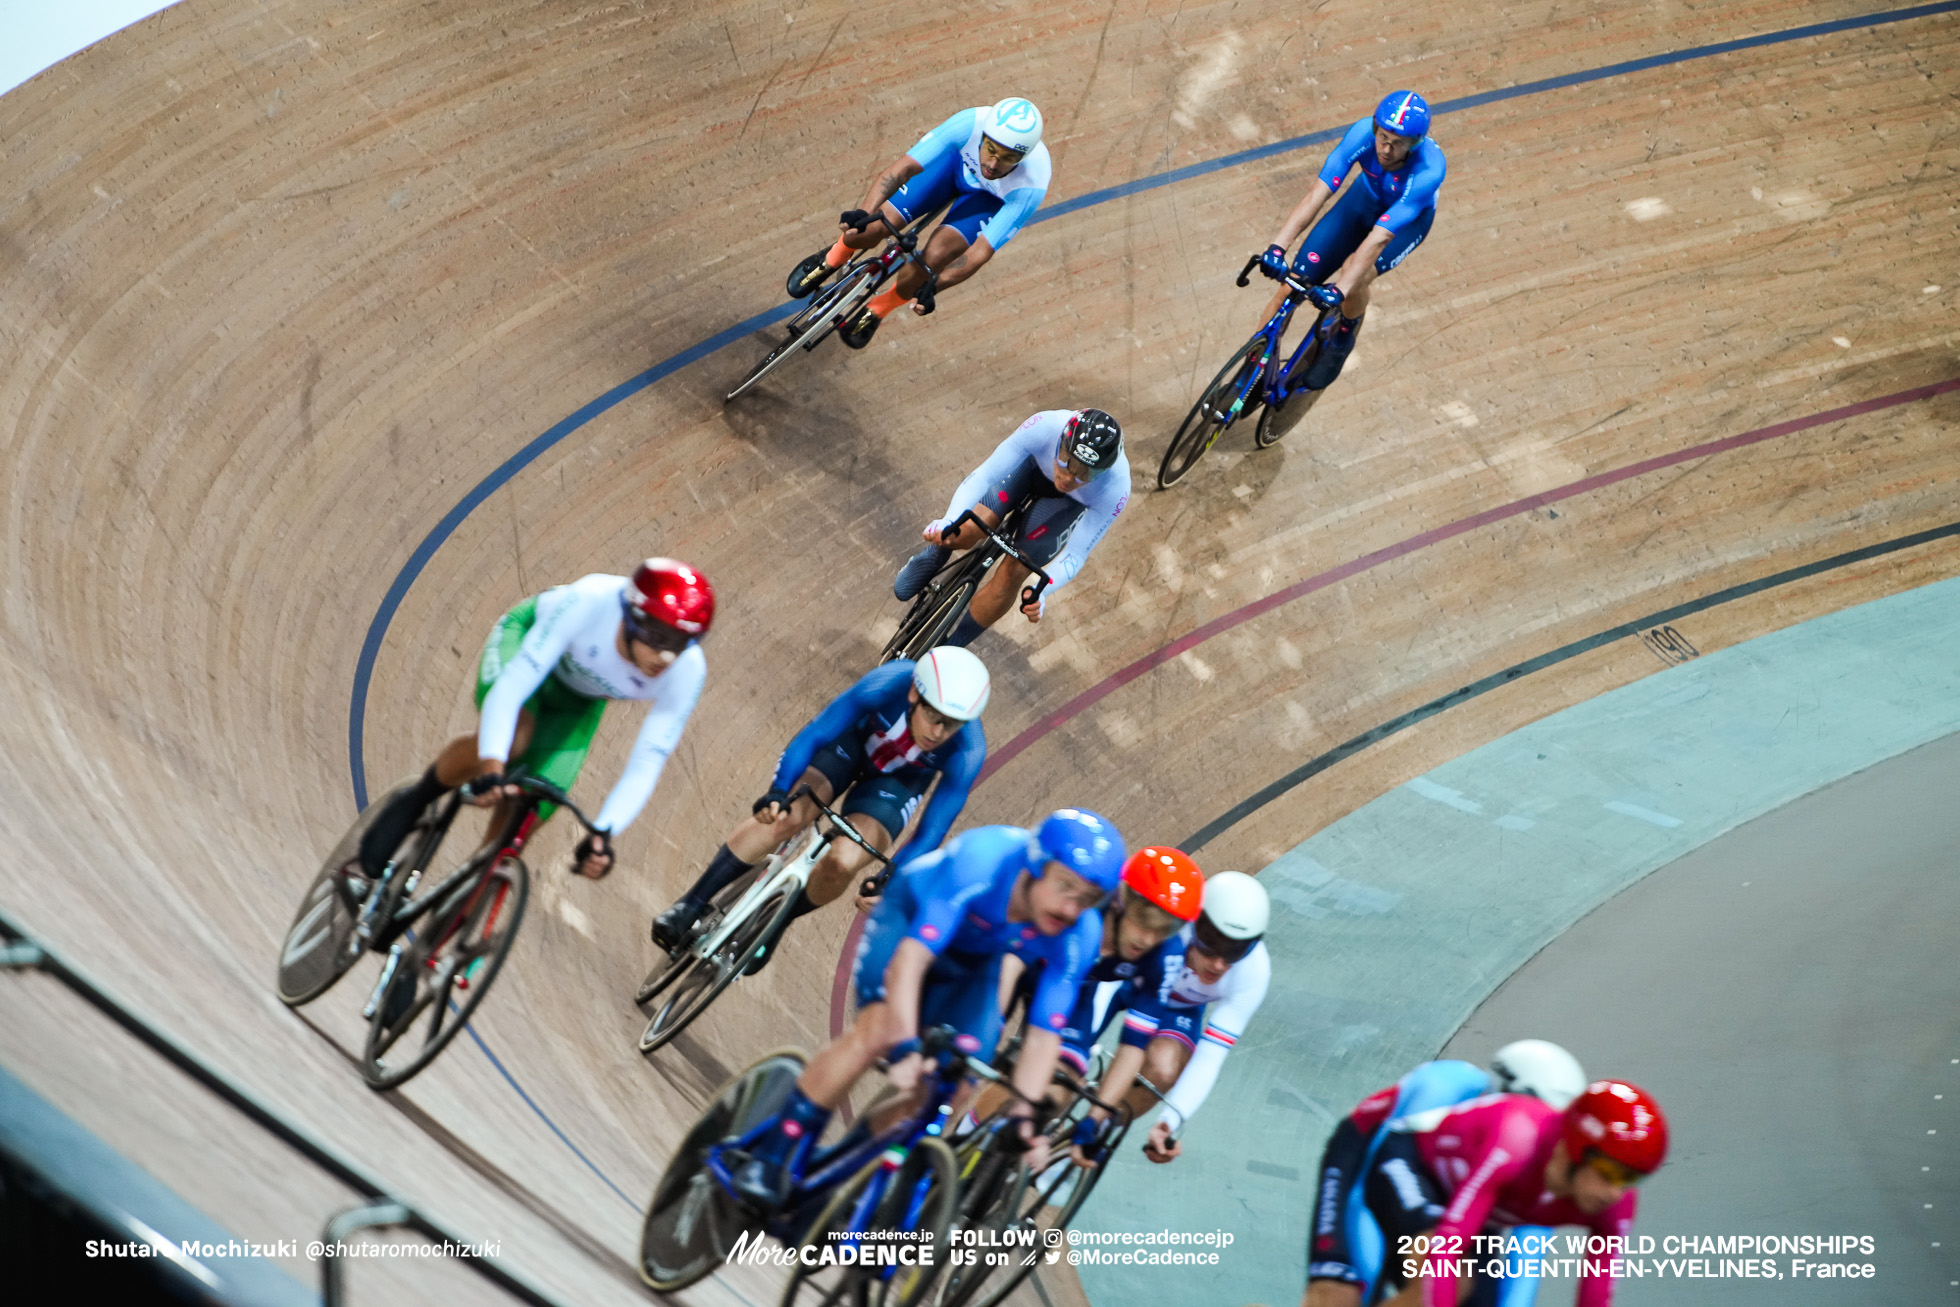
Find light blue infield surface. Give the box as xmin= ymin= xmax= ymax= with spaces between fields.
xmin=1075 ymin=573 xmax=1960 ymax=1307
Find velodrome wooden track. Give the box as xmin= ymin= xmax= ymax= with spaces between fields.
xmin=2 ymin=0 xmax=1956 ymax=1302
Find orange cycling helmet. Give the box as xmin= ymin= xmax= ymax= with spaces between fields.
xmin=1121 ymin=847 xmax=1204 ymax=921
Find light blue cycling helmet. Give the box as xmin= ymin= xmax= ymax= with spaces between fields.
xmin=1374 ymin=90 xmax=1430 ymax=140
xmin=1027 ymin=809 xmax=1125 ymax=892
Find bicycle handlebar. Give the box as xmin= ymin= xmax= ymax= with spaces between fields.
xmin=1131 ymin=1073 xmax=1186 ymax=1143
xmin=1238 ymin=252 xmax=1312 ymax=297
xmin=466 ymin=774 xmax=602 ymax=834
xmin=943 ymin=508 xmax=1055 ymax=610
xmin=780 ymin=785 xmax=892 ymax=899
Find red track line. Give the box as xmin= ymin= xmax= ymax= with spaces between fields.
xmin=828 ymin=374 xmax=1960 ymax=1033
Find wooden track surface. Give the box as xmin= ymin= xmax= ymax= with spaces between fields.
xmin=2 ymin=0 xmax=1955 ymax=1301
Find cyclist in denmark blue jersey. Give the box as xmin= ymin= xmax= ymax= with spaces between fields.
xmin=723 ymin=813 xmax=1124 ymax=1211
xmin=786 ymin=97 xmax=1052 ymax=349
xmin=1258 ymin=90 xmax=1446 ymax=390
xmin=649 ymin=649 xmax=990 ymax=968
xmin=1302 ymin=1040 xmax=1587 ymax=1307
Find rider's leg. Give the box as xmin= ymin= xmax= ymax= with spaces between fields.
xmin=1121 ymin=1033 xmax=1194 ymax=1119
xmin=355 ymin=712 xmax=535 ymax=878
xmin=951 ymin=491 xmax=1083 ymax=644
xmin=654 ymin=767 xmax=832 ymax=943
xmin=805 ymin=815 xmax=896 ymax=908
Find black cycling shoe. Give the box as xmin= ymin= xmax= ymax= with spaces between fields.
xmin=1303 ymin=315 xmax=1363 ymax=391
xmin=742 ymin=927 xmax=787 ymax=978
xmin=839 ymin=306 xmax=881 ymax=350
xmin=335 ymin=862 xmax=373 ymax=910
xmin=651 ymin=901 xmax=702 ymax=953
xmin=378 ymin=966 xmax=417 ymax=1030
xmin=786 ymin=249 xmax=837 ymax=300
xmin=893 ymin=543 xmax=950 ymax=601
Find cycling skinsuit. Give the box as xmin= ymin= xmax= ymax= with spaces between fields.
xmin=1114 ymin=923 xmax=1270 ymax=1130
xmin=770 ymin=661 xmax=985 ymax=863
xmin=1048 ymin=937 xmax=1175 ymax=1074
xmin=476 ymin=573 xmax=705 ymax=830
xmin=852 ymin=826 xmax=1101 ymax=1053
xmin=1292 ymin=117 xmax=1446 ymax=281
xmin=890 ymin=107 xmax=1052 ymax=249
xmin=1310 ymin=1062 xmax=1550 ymax=1305
xmin=930 ymin=410 xmax=1131 ymax=608
xmin=1366 ymin=1094 xmax=1636 ymax=1307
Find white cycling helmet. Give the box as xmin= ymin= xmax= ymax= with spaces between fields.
xmin=1490 ymin=1039 xmax=1587 ymax=1110
xmin=981 ymin=97 xmax=1044 ymax=156
xmin=913 ymin=646 xmax=991 ymax=721
xmin=1192 ymin=870 xmax=1268 ymax=962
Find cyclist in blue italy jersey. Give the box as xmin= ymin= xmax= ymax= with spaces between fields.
xmin=1257 ymin=90 xmax=1446 ymax=390
xmin=723 ymin=813 xmax=1124 ymax=1210
xmin=649 ymin=648 xmax=990 ymax=969
xmin=786 ymin=97 xmax=1052 ymax=350
xmin=1302 ymin=1040 xmax=1587 ymax=1307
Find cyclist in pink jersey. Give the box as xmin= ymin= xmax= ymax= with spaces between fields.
xmin=1316 ymin=1080 xmax=1666 ymax=1307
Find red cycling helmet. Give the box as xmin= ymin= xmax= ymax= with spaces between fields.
xmin=624 ymin=558 xmax=715 ymax=644
xmin=1121 ymin=847 xmax=1204 ymax=921
xmin=1562 ymin=1080 xmax=1669 ymax=1176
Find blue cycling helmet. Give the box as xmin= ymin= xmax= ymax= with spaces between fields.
xmin=1027 ymin=809 xmax=1126 ymax=892
xmin=1374 ymin=90 xmax=1430 ymax=140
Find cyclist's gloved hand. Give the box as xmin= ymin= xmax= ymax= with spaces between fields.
xmin=1307 ymin=283 xmax=1345 ymax=311
xmin=1069 ymin=1115 xmax=1111 ymax=1157
xmin=840 ymin=209 xmax=873 ymax=232
xmin=572 ymin=831 xmax=614 ymax=880
xmin=460 ymin=771 xmax=506 ymax=806
xmin=1259 ymin=243 xmax=1291 ymax=280
xmin=753 ymin=787 xmax=793 ymax=819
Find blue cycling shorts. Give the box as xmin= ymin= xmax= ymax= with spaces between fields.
xmin=852 ymin=880 xmax=1002 ymax=1053
xmin=1292 ymin=182 xmax=1434 ymax=282
xmin=806 ymin=732 xmax=933 ymax=841
xmin=890 ymin=149 xmax=1004 ymax=248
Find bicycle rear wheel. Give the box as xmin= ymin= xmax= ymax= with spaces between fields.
xmin=639 ymin=886 xmax=793 ymax=1056
xmin=635 ymin=862 xmax=767 ymax=1004
xmin=880 ymin=552 xmax=987 ymax=664
xmin=360 ymin=853 xmax=529 ymax=1088
xmin=780 ymin=1136 xmax=958 ymax=1307
xmin=276 ymin=783 xmax=449 ymax=1006
xmin=641 ymin=1048 xmax=806 ymax=1292
xmin=728 ymin=263 xmax=879 ymax=401
xmin=1158 ymin=333 xmax=1270 ymax=489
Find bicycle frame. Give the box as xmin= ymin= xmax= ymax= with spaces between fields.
xmin=1232 ymin=253 xmax=1339 ymax=413
xmin=936 ymin=506 xmax=1057 ymax=611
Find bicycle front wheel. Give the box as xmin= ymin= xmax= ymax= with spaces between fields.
xmin=638 ymin=887 xmax=791 ymax=1056
xmin=1158 ymin=333 xmax=1270 ymax=489
xmin=880 ymin=553 xmax=986 ymax=664
xmin=360 ymin=853 xmax=529 ymax=1089
xmin=727 ymin=263 xmax=878 ymax=401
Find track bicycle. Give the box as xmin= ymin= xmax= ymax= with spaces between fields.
xmin=634 ymin=786 xmax=890 ymax=1056
xmin=1157 ymin=254 xmax=1344 ymax=489
xmin=639 ymin=1026 xmax=1047 ymax=1304
xmin=276 ymin=774 xmax=600 ymax=1088
xmin=879 ymin=508 xmax=1053 ymax=664
xmin=727 ymin=207 xmax=945 ymax=401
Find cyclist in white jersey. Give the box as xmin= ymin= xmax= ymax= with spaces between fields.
xmin=786 ymin=97 xmax=1052 ymax=350
xmin=891 ymin=409 xmax=1130 ymax=647
xmin=351 ymin=561 xmax=711 ymax=886
xmin=1085 ymin=871 xmax=1271 ymax=1162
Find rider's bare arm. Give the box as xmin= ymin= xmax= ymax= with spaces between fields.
xmin=859 ymin=156 xmax=924 ymax=222
xmin=1270 ymin=178 xmax=1336 ymax=251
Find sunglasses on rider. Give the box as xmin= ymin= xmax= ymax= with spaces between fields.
xmin=622 ymin=608 xmax=693 ymax=655
xmin=1054 ymin=441 xmax=1107 ymax=483
xmin=978 ymin=136 xmax=1027 ymax=168
xmin=1585 ymin=1153 xmax=1647 ymax=1187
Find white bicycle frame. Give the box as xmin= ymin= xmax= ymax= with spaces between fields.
xmin=684 ymin=823 xmax=834 ymax=964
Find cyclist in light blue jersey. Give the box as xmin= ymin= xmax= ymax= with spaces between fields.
xmin=723 ymin=813 xmax=1122 ymax=1212
xmin=1258 ymin=90 xmax=1446 ymax=390
xmin=786 ymin=97 xmax=1052 ymax=349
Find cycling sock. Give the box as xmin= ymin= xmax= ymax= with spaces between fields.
xmin=865 ymin=288 xmax=908 ymax=319
xmin=824 ymin=238 xmax=852 ymax=269
xmin=945 ymin=612 xmax=987 ymax=648
xmin=679 ymin=844 xmax=756 ymax=911
xmin=786 ymin=887 xmax=823 ymax=923
xmin=357 ymin=766 xmax=448 ymax=877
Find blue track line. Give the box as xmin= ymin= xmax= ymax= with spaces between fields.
xmin=341 ymin=0 xmax=1960 ymax=1212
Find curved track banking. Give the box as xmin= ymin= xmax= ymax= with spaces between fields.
xmin=1 ymin=0 xmax=1956 ymax=1303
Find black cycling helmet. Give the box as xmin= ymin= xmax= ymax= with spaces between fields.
xmin=1061 ymin=409 xmax=1123 ymax=475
